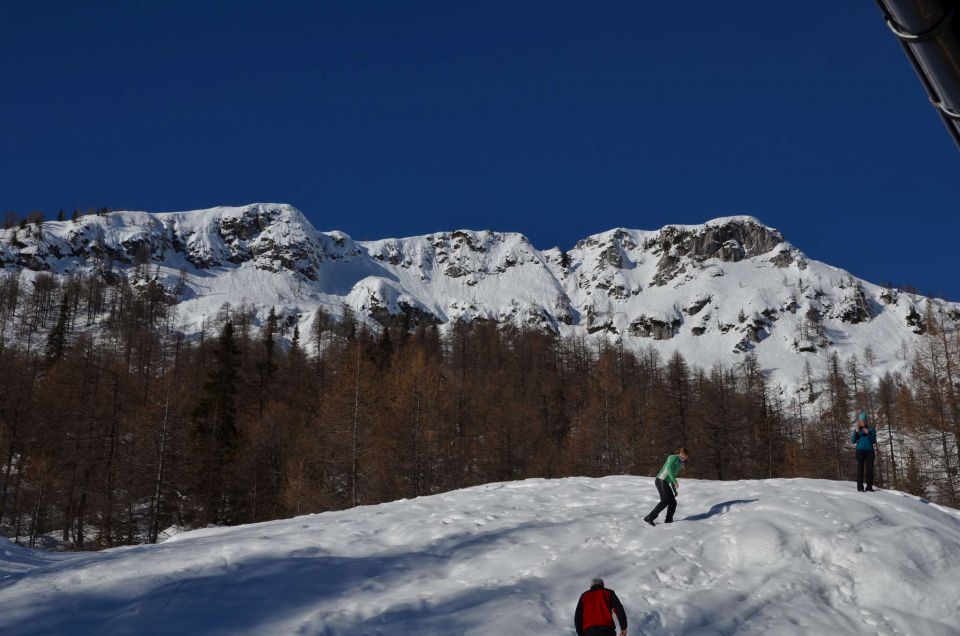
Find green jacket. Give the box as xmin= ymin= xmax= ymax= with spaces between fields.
xmin=657 ymin=454 xmax=682 ymax=486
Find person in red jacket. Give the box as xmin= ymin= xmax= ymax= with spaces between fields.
xmin=574 ymin=577 xmax=628 ymax=636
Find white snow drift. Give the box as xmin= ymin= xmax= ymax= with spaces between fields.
xmin=1 ymin=477 xmax=959 ymax=635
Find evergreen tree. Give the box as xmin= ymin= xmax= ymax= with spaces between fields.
xmin=257 ymin=307 xmax=278 ymax=416
xmin=44 ymin=293 xmax=70 ymax=363
xmin=193 ymin=319 xmax=241 ymax=523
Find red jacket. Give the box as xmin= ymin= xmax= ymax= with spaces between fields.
xmin=574 ymin=585 xmax=627 ymax=635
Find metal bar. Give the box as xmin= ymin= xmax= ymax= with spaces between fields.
xmin=875 ymin=0 xmax=960 ymax=148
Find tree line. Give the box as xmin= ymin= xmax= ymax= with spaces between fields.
xmin=0 ymin=269 xmax=957 ymax=549
xmin=2 ymin=208 xmax=113 ymax=230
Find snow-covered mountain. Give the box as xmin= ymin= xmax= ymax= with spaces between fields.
xmin=1 ymin=477 xmax=958 ymax=635
xmin=1 ymin=203 xmax=953 ymax=390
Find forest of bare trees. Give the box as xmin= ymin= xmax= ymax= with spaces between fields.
xmin=0 ymin=269 xmax=957 ymax=549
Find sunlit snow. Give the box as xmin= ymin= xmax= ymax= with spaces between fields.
xmin=1 ymin=477 xmax=958 ymax=635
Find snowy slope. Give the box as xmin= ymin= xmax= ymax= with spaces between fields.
xmin=1 ymin=477 xmax=959 ymax=635
xmin=1 ymin=203 xmax=955 ymax=391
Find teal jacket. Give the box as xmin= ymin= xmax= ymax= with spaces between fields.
xmin=852 ymin=426 xmax=877 ymax=451
xmin=657 ymin=455 xmax=682 ymax=486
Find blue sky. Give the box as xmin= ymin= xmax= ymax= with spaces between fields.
xmin=1 ymin=2 xmax=957 ymax=297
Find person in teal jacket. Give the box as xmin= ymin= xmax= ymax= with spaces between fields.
xmin=852 ymin=410 xmax=877 ymax=492
xmin=644 ymin=447 xmax=689 ymax=525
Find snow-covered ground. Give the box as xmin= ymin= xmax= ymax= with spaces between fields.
xmin=1 ymin=477 xmax=959 ymax=635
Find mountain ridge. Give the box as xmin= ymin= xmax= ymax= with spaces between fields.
xmin=0 ymin=203 xmax=953 ymax=393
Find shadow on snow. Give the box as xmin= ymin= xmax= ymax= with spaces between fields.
xmin=0 ymin=520 xmax=569 ymax=636
xmin=683 ymin=499 xmax=758 ymax=521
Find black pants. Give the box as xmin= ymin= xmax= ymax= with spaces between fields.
xmin=583 ymin=627 xmax=616 ymax=636
xmin=856 ymin=450 xmax=875 ymax=491
xmin=647 ymin=478 xmax=677 ymax=522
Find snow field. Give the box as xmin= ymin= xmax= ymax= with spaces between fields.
xmin=1 ymin=477 xmax=959 ymax=635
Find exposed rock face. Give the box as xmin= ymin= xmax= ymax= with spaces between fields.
xmin=684 ymin=219 xmax=784 ymax=260
xmin=653 ymin=218 xmax=782 ymax=261
xmin=629 ymin=314 xmax=682 ymax=340
xmin=834 ymin=281 xmax=874 ymax=324
xmin=905 ymin=305 xmax=925 ymax=334
xmin=647 ymin=218 xmax=784 ymax=287
xmin=686 ymin=295 xmax=712 ymax=316
xmin=770 ymin=248 xmax=795 ymax=268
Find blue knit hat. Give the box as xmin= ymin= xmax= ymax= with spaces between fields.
xmin=858 ymin=411 xmax=868 ymax=422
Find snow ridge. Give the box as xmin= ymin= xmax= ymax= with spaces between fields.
xmin=1 ymin=477 xmax=958 ymax=635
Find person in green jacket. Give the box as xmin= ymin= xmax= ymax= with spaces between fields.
xmin=852 ymin=410 xmax=877 ymax=492
xmin=644 ymin=447 xmax=689 ymax=526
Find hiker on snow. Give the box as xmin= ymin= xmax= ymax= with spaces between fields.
xmin=644 ymin=447 xmax=689 ymax=526
xmin=574 ymin=577 xmax=627 ymax=636
xmin=852 ymin=410 xmax=877 ymax=492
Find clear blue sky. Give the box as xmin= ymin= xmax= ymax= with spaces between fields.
xmin=2 ymin=2 xmax=957 ymax=297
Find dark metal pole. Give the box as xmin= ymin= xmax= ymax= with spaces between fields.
xmin=875 ymin=0 xmax=960 ymax=148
